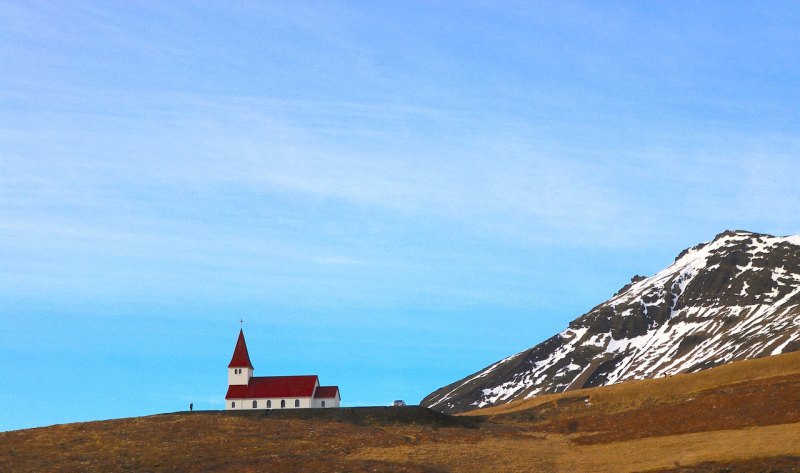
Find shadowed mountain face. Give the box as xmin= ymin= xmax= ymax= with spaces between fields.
xmin=422 ymin=230 xmax=800 ymax=414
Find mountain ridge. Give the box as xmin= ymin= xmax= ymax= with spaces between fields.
xmin=422 ymin=230 xmax=800 ymax=414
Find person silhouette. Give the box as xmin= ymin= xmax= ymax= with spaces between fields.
xmin=189 ymin=403 xmax=193 ymax=412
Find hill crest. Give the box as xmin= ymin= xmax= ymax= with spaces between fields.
xmin=2 ymin=352 xmax=799 ymax=472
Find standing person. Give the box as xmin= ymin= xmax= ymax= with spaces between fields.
xmin=189 ymin=403 xmax=193 ymax=412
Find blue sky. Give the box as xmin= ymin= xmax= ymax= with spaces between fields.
xmin=2 ymin=1 xmax=800 ymax=431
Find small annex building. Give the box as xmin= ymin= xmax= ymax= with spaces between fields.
xmin=225 ymin=329 xmax=341 ymax=410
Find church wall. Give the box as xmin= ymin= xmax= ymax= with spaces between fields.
xmin=312 ymin=397 xmax=340 ymax=408
xmin=226 ymin=396 xmax=313 ymax=410
xmin=227 ymin=367 xmax=252 ymax=386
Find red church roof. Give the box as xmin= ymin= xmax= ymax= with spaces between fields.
xmin=313 ymin=386 xmax=340 ymax=399
xmin=228 ymin=329 xmax=254 ymax=369
xmin=226 ymin=375 xmax=320 ymax=399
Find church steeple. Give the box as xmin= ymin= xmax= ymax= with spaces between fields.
xmin=228 ymin=328 xmax=254 ymax=386
xmin=228 ymin=328 xmax=254 ymax=369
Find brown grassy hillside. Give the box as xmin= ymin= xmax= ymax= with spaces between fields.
xmin=471 ymin=350 xmax=800 ymax=445
xmin=2 ymin=352 xmax=800 ymax=472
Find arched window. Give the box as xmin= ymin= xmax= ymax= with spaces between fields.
xmin=252 ymin=400 xmax=257 ymax=408
xmin=321 ymin=400 xmax=326 ymax=408
xmin=231 ymin=401 xmax=235 ymax=408
xmin=280 ymin=400 xmax=286 ymax=408
xmin=294 ymin=399 xmax=300 ymax=408
xmin=267 ymin=400 xmax=271 ymax=408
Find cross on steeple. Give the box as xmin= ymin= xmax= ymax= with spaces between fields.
xmin=239 ymin=318 xmax=244 ymax=329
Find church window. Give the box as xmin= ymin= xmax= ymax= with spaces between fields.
xmin=267 ymin=400 xmax=271 ymax=408
xmin=294 ymin=399 xmax=300 ymax=407
xmin=231 ymin=401 xmax=235 ymax=408
xmin=321 ymin=400 xmax=326 ymax=407
xmin=252 ymin=400 xmax=257 ymax=408
xmin=281 ymin=400 xmax=286 ymax=408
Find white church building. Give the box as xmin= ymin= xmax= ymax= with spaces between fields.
xmin=225 ymin=329 xmax=341 ymax=410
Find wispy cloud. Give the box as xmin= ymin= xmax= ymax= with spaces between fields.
xmin=5 ymin=86 xmax=800 ymax=256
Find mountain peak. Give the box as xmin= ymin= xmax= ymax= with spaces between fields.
xmin=674 ymin=229 xmax=764 ymax=263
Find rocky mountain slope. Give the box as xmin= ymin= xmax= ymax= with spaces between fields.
xmin=422 ymin=230 xmax=800 ymax=414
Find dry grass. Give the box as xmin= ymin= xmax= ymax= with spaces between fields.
xmin=349 ymin=422 xmax=800 ymax=473
xmin=2 ymin=352 xmax=800 ymax=472
xmin=0 ymin=411 xmax=491 ymax=472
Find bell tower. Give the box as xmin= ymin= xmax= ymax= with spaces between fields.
xmin=228 ymin=328 xmax=254 ymax=386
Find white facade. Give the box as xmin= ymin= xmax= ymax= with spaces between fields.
xmin=228 ymin=366 xmax=252 ymax=386
xmin=226 ymin=388 xmax=340 ymax=410
xmin=228 ymin=397 xmax=314 ymax=410
xmin=312 ymin=395 xmax=340 ymax=408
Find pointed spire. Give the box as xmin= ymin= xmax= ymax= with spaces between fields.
xmin=228 ymin=328 xmax=254 ymax=369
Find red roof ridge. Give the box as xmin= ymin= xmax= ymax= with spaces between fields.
xmin=251 ymin=374 xmax=318 ymax=379
xmin=226 ymin=374 xmax=320 ymax=399
xmin=228 ymin=329 xmax=254 ymax=369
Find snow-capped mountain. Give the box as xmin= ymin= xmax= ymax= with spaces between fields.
xmin=422 ymin=230 xmax=800 ymax=414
